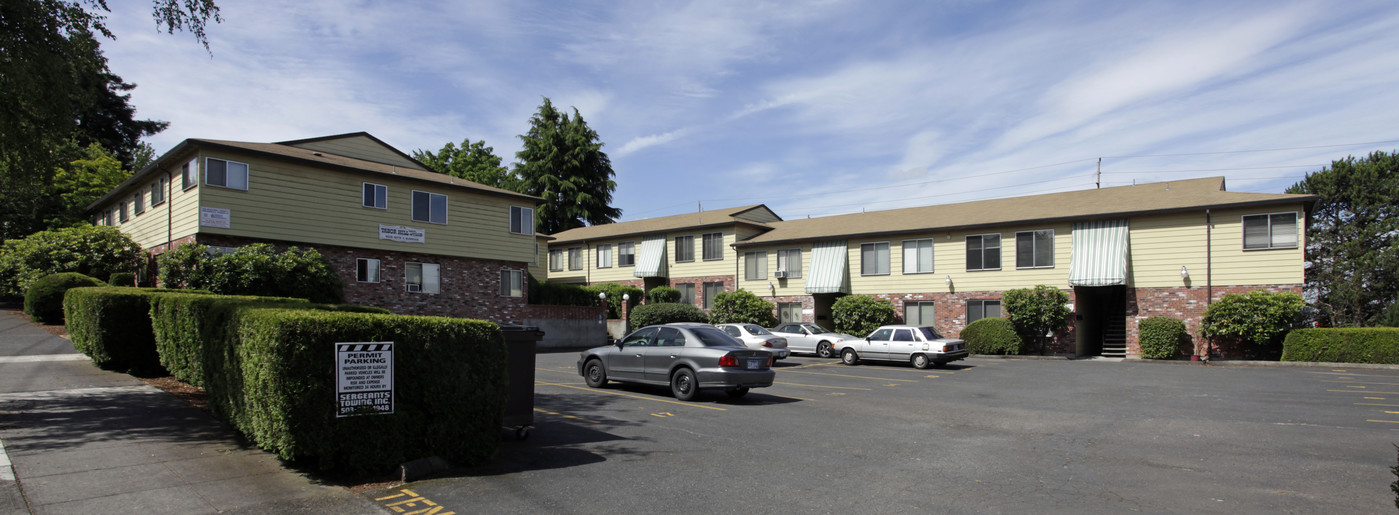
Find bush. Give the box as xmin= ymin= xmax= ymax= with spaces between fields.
xmin=709 ymin=289 xmax=777 ymax=326
xmin=108 ymin=272 xmax=135 ymax=286
xmin=1003 ymin=285 xmax=1070 ymax=354
xmin=23 ymin=272 xmax=104 ymax=324
xmin=0 ymin=225 xmax=141 ymax=298
xmin=527 ymin=277 xmax=595 ymax=306
xmin=156 ymin=243 xmax=345 ymax=303
xmin=64 ymin=287 xmax=208 ymax=374
xmin=1138 ymin=316 xmax=1189 ymax=359
xmin=149 ymin=292 xmax=312 ymax=386
xmin=647 ymin=285 xmax=681 ymax=303
xmin=628 ymin=302 xmax=709 ymax=330
xmin=1201 ymin=290 xmax=1305 ymax=346
xmin=960 ymin=317 xmax=1024 ymax=355
xmin=583 ymin=283 xmax=643 ymax=319
xmin=1281 ymin=328 xmax=1399 ymax=363
xmin=831 ymin=295 xmax=896 ymax=337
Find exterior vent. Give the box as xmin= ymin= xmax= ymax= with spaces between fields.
xmin=407 ymin=284 xmax=421 ymax=292
xmin=774 ymin=270 xmax=789 ymax=279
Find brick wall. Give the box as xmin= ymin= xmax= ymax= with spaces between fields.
xmin=1132 ymin=284 xmax=1303 ymax=359
xmin=662 ymin=275 xmax=735 ymax=310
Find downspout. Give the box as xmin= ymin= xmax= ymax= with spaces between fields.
xmin=1205 ymin=209 xmax=1213 ymax=361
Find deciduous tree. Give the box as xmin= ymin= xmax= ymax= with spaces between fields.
xmin=413 ymin=138 xmax=518 ymax=190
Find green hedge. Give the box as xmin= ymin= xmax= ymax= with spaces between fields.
xmin=528 ymin=279 xmax=596 ymax=306
xmin=108 ymin=272 xmax=136 ymax=286
xmin=831 ymin=295 xmax=896 ymax=337
xmin=1139 ymin=316 xmax=1189 ymax=359
xmin=64 ymin=287 xmax=209 ymax=374
xmin=227 ymin=308 xmax=506 ymax=474
xmin=149 ymin=292 xmax=312 ymax=386
xmin=960 ymin=317 xmax=1024 ymax=355
xmin=709 ymin=290 xmax=777 ymax=326
xmin=1281 ymin=328 xmax=1399 ymax=364
xmin=24 ymin=272 xmax=105 ymax=324
xmin=629 ymin=302 xmax=709 ymax=330
xmin=647 ymin=286 xmax=681 ymax=303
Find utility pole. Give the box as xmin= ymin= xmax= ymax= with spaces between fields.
xmin=1096 ymin=158 xmax=1101 ymax=189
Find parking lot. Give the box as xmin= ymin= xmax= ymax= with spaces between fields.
xmin=375 ymin=353 xmax=1399 ymax=513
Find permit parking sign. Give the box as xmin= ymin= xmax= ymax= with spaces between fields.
xmin=336 ymin=342 xmax=394 ymax=417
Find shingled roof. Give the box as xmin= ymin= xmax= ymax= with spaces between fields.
xmin=734 ymin=177 xmax=1316 ymax=247
xmin=547 ymin=205 xmax=780 ymax=244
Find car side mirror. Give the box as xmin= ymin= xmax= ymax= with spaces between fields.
xmin=616 ymin=340 xmax=625 ymax=350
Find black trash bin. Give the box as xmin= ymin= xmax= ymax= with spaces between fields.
xmin=499 ymin=324 xmax=545 ymax=440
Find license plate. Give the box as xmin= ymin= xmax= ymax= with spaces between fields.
xmin=746 ymin=359 xmax=762 ymax=369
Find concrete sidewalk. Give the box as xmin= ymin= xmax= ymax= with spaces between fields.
xmin=0 ymin=307 xmax=383 ymax=514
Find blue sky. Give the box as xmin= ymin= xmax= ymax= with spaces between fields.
xmin=101 ymin=0 xmax=1399 ymax=223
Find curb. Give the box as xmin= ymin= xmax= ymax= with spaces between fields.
xmin=967 ymin=354 xmax=1399 ymax=370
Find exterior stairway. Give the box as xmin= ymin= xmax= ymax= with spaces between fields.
xmin=1101 ymin=315 xmax=1128 ymax=358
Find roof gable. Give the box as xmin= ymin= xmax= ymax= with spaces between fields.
xmin=548 ymin=204 xmax=776 ymax=243
xmin=278 ymin=132 xmax=428 ymax=171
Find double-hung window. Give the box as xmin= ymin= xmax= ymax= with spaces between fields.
xmin=902 ymin=238 xmax=933 ymax=274
xmin=744 ymin=251 xmax=768 ymax=280
xmin=1242 ymin=213 xmax=1298 ymax=250
xmin=356 ymin=258 xmax=380 ymax=283
xmin=966 ymin=234 xmax=1001 ymax=271
xmin=206 ymin=158 xmax=249 ymax=190
xmin=151 ymin=177 xmax=167 ymax=206
xmin=363 ymin=183 xmax=387 ymax=209
xmin=676 ymin=283 xmax=695 ymax=305
xmin=619 ymin=241 xmax=636 ymax=267
xmin=510 ymin=206 xmax=534 ymax=235
xmin=411 ymin=191 xmax=448 ymax=224
xmin=905 ymin=301 xmax=935 ymax=325
xmin=405 ymin=262 xmax=440 ymax=294
xmin=181 ymin=160 xmax=197 ymax=190
xmin=1015 ymin=230 xmax=1054 ymax=268
xmin=500 ymin=269 xmax=523 ymax=297
xmin=596 ymin=244 xmax=613 ymax=268
xmin=568 ymin=247 xmax=583 ymax=270
xmin=675 ymin=235 xmax=695 ymax=262
xmin=778 ymin=302 xmax=802 ymax=323
xmin=702 ymin=282 xmax=724 ymax=310
xmin=133 ymin=192 xmax=145 ymax=215
xmin=118 ymin=202 xmax=129 ymax=223
xmin=548 ymin=249 xmax=564 ymax=272
xmin=861 ymin=242 xmax=890 ymax=276
xmin=967 ymin=300 xmax=1001 ymax=323
xmin=776 ymin=249 xmax=802 ymax=278
xmin=702 ymin=232 xmax=724 ymax=260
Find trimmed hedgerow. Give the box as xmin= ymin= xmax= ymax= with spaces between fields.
xmin=24 ymin=272 xmax=105 ymax=324
xmin=527 ymin=278 xmax=595 ymax=306
xmin=584 ymin=283 xmax=644 ymax=318
xmin=107 ymin=272 xmax=136 ymax=286
xmin=1281 ymin=328 xmax=1399 ymax=364
xmin=149 ymin=292 xmax=312 ymax=386
xmin=1138 ymin=316 xmax=1189 ymax=359
xmin=629 ymin=302 xmax=709 ymax=331
xmin=960 ymin=316 xmax=1024 ymax=355
xmin=64 ymin=287 xmax=208 ymax=374
xmin=647 ymin=286 xmax=681 ymax=303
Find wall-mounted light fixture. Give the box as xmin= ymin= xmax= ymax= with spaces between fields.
xmin=945 ymin=275 xmax=953 ymax=286
xmin=1180 ymin=266 xmax=1189 ymax=280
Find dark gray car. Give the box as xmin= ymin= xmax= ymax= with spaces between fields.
xmin=577 ymin=323 xmax=776 ymax=401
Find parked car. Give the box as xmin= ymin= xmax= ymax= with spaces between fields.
xmin=577 ymin=323 xmax=775 ymax=400
xmin=833 ymin=325 xmax=968 ymax=369
xmin=714 ymin=323 xmax=789 ymax=359
xmin=769 ymin=322 xmax=858 ymax=358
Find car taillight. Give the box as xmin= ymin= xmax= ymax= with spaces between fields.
xmin=719 ymin=355 xmax=738 ymax=367
xmin=768 ymin=356 xmax=774 ymax=367
xmin=762 ymin=341 xmax=773 ymax=347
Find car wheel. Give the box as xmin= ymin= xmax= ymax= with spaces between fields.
xmin=817 ymin=341 xmax=834 ymax=358
xmin=911 ymin=354 xmax=931 ymax=369
xmin=671 ymin=368 xmax=698 ymax=401
xmin=841 ymin=348 xmax=860 ymax=365
xmin=584 ymin=359 xmax=608 ymax=388
xmin=726 ymin=387 xmax=750 ymax=399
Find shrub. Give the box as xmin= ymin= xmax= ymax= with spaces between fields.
xmin=960 ymin=317 xmax=1024 ymax=355
xmin=24 ymin=272 xmax=104 ymax=324
xmin=583 ymin=283 xmax=643 ymax=318
xmin=628 ymin=302 xmax=709 ymax=330
xmin=647 ymin=285 xmax=681 ymax=303
xmin=709 ymin=289 xmax=777 ymax=326
xmin=156 ymin=243 xmax=345 ymax=303
xmin=108 ymin=272 xmax=135 ymax=286
xmin=1003 ymin=285 xmax=1070 ymax=354
xmin=0 ymin=225 xmax=141 ymax=297
xmin=1201 ymin=290 xmax=1305 ymax=346
xmin=1138 ymin=316 xmax=1189 ymax=359
xmin=1281 ymin=328 xmax=1399 ymax=364
xmin=831 ymin=295 xmax=896 ymax=337
xmin=64 ymin=287 xmax=208 ymax=374
xmin=528 ymin=277 xmax=595 ymax=306
xmin=149 ymin=292 xmax=312 ymax=386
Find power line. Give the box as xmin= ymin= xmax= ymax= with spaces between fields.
xmin=1102 ymin=139 xmax=1399 ymax=159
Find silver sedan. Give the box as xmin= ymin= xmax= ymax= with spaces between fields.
xmin=577 ymin=323 xmax=775 ymax=400
xmin=714 ymin=323 xmax=789 ymax=359
xmin=769 ymin=322 xmax=858 ymax=358
xmin=833 ymin=325 xmax=968 ymax=369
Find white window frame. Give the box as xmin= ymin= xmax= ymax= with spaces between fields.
xmin=702 ymin=232 xmax=725 ymax=261
xmin=568 ymin=247 xmax=583 ymax=270
xmin=500 ymin=269 xmax=523 ymax=297
xmin=510 ymin=206 xmax=534 ymax=235
xmin=548 ymin=249 xmax=564 ymax=272
xmin=744 ymin=251 xmax=768 ymax=280
xmin=966 ymin=234 xmax=1002 ymax=271
xmin=778 ymin=302 xmax=803 ymax=324
xmin=703 ymin=281 xmax=724 ymax=310
xmin=676 ymin=283 xmax=696 ymax=305
xmin=861 ymin=242 xmax=890 ymax=276
xmin=776 ymin=248 xmax=802 ymax=278
xmin=905 ymin=301 xmax=935 ymax=325
xmin=597 ymin=244 xmax=613 ymax=268
xmin=363 ymin=182 xmax=387 ymax=209
xmin=356 ymin=258 xmax=381 ymax=283
xmin=405 ymin=262 xmax=440 ymax=294
xmin=411 ymin=190 xmax=448 ymax=224
xmin=1015 ymin=229 xmax=1055 ymax=269
xmin=181 ymin=160 xmax=197 ymax=191
xmin=619 ymin=241 xmax=636 ymax=267
xmin=151 ymin=177 xmax=167 ymax=206
xmin=675 ymin=235 xmax=695 ymax=263
xmin=205 ymin=157 xmax=249 ymax=190
xmin=1242 ymin=212 xmax=1299 ymax=250
xmin=967 ymin=299 xmax=1002 ymax=323
xmin=902 ymin=238 xmax=934 ymax=274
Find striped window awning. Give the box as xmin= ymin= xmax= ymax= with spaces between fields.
xmin=1068 ymin=219 xmax=1130 ymax=287
xmin=805 ymin=240 xmax=850 ymax=294
xmin=634 ymin=236 xmax=668 ymax=278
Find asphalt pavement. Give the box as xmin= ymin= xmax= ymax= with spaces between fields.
xmin=0 ymin=306 xmax=383 ymax=514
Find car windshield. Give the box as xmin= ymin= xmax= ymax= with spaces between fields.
xmin=692 ymin=327 xmax=745 ymax=347
xmin=916 ymin=327 xmax=945 ymax=340
xmin=803 ymin=323 xmax=830 ymax=333
xmin=743 ymin=325 xmax=772 ymax=335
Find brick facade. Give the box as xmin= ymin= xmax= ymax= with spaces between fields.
xmin=1132 ymin=284 xmax=1304 ymax=359
xmin=665 ymin=275 xmax=735 ymax=310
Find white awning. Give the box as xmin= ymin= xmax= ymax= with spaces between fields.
xmin=805 ymin=240 xmax=850 ymax=294
xmin=1068 ymin=219 xmax=1130 ymax=287
xmin=634 ymin=236 xmax=668 ymax=278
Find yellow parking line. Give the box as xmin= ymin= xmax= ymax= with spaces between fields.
xmin=1365 ymin=397 xmax=1388 ymax=400
xmin=1324 ymin=380 xmax=1399 ymax=386
xmin=1327 ymin=390 xmax=1399 ymax=395
xmin=534 ymin=407 xmax=600 ymax=424
xmin=536 ymin=382 xmax=728 ymax=411
xmin=774 ymin=381 xmax=872 ymax=390
xmin=1367 ymin=419 xmax=1399 ymax=424
xmin=537 ymin=367 xmax=578 ymax=375
xmin=781 ymin=369 xmax=920 ymax=382
xmin=1356 ymin=403 xmax=1399 ymax=407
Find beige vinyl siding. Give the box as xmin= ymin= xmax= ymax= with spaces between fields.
xmin=737 ymin=243 xmax=809 ymax=296
xmin=286 ymin=136 xmax=425 ymax=170
xmin=1209 ymin=205 xmax=1305 ymax=285
xmin=840 ymin=223 xmax=1073 ymax=294
xmin=528 ymin=236 xmax=548 ymax=280
xmin=1128 ymin=212 xmax=1205 ymax=287
xmin=170 ymin=158 xmax=202 ymax=244
xmin=192 ymin=152 xmax=532 ymax=263
xmin=121 ymin=174 xmax=173 ymax=249
xmin=669 ymin=229 xmax=736 ymax=278
xmin=1127 ymin=206 xmax=1303 ymax=287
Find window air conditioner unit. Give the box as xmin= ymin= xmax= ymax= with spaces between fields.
xmin=774 ymin=270 xmax=789 ymax=279
xmin=407 ymin=284 xmax=421 ymax=292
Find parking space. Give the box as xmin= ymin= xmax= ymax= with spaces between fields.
xmin=382 ymin=354 xmax=1398 ymax=513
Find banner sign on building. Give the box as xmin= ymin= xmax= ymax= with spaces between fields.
xmin=379 ymin=224 xmax=425 ymax=243
xmin=200 ymin=207 xmax=231 ymax=228
xmin=336 ymin=342 xmax=394 ymax=417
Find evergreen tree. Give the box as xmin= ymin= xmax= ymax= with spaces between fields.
xmin=514 ymin=98 xmax=622 ymax=234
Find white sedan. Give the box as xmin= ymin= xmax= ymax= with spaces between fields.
xmin=833 ymin=325 xmax=968 ymax=369
xmin=768 ymin=323 xmax=857 ymax=358
xmin=714 ymin=323 xmax=789 ymax=360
